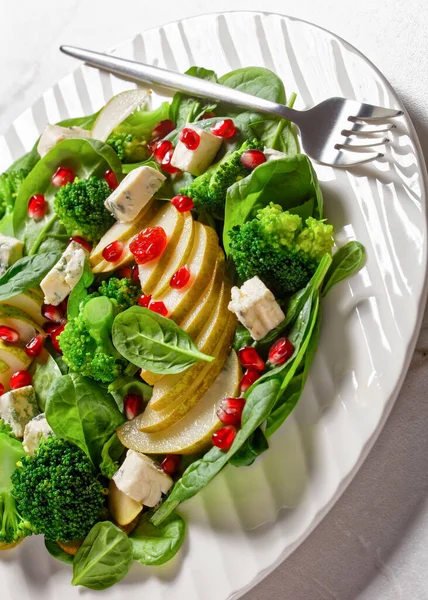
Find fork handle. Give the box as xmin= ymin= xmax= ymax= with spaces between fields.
xmin=60 ymin=45 xmax=302 ymax=125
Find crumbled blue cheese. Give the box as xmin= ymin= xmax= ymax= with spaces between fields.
xmin=37 ymin=124 xmax=91 ymax=157
xmin=104 ymin=166 xmax=165 ymax=223
xmin=0 ymin=234 xmax=24 ymax=277
xmin=23 ymin=413 xmax=53 ymax=455
xmin=228 ymin=276 xmax=285 ymax=340
xmin=40 ymin=241 xmax=88 ymax=306
xmin=0 ymin=385 xmax=39 ymax=438
xmin=170 ymin=125 xmax=222 ymax=176
xmin=113 ymin=450 xmax=173 ymax=506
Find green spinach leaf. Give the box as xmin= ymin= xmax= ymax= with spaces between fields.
xmin=29 ymin=349 xmax=63 ymax=411
xmin=0 ymin=251 xmax=60 ymax=300
xmin=72 ymin=521 xmax=133 ymax=590
xmin=67 ymin=257 xmax=94 ymax=319
xmin=112 ymin=306 xmax=214 ymax=374
xmin=100 ymin=433 xmax=125 ymax=479
xmin=108 ymin=374 xmax=152 ymax=411
xmin=229 ymin=427 xmax=269 ymax=467
xmin=130 ymin=511 xmax=185 ymax=566
xmin=322 ymin=241 xmax=366 ymax=296
xmin=170 ymin=67 xmax=218 ymax=129
xmin=44 ymin=539 xmax=74 ymax=565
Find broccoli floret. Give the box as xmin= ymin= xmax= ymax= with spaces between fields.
xmin=94 ymin=277 xmax=140 ymax=312
xmin=59 ymin=295 xmax=126 ymax=383
xmin=180 ymin=139 xmax=263 ymax=215
xmin=0 ymin=169 xmax=28 ymax=220
xmin=229 ymin=203 xmax=334 ymax=296
xmin=11 ymin=437 xmax=104 ymax=543
xmin=0 ymin=431 xmax=33 ymax=545
xmin=107 ymin=132 xmax=149 ymax=163
xmin=0 ymin=419 xmax=16 ymax=439
xmin=54 ymin=176 xmax=115 ymax=242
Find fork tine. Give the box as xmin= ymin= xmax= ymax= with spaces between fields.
xmin=342 ymin=122 xmax=395 ymax=136
xmin=337 ymin=138 xmax=389 ymax=150
xmin=349 ymin=103 xmax=403 ymax=121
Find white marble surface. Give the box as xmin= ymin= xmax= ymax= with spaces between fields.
xmin=1 ymin=1 xmax=428 ymax=598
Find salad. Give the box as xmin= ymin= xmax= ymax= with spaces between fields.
xmin=0 ymin=65 xmax=365 ymax=589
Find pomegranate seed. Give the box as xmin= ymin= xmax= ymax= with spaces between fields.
xmin=59 ymin=298 xmax=68 ymax=314
xmin=179 ymin=128 xmax=200 ymax=150
xmin=0 ymin=383 xmax=4 ymax=395
xmin=161 ymin=454 xmax=181 ymax=476
xmin=131 ymin=264 xmax=140 ymax=284
xmin=43 ymin=322 xmax=62 ymax=335
xmin=42 ymin=304 xmax=63 ymax=323
xmin=25 ymin=334 xmax=45 ymax=357
xmin=153 ymin=139 xmax=173 ymax=163
xmin=51 ymin=166 xmax=75 ymax=188
xmin=116 ymin=266 xmax=133 ymax=279
xmin=102 ymin=240 xmax=124 ymax=263
xmin=240 ymin=150 xmax=267 ymax=170
xmin=152 ymin=119 xmax=175 ymax=139
xmin=217 ymin=397 xmax=246 ymax=426
xmin=161 ymin=149 xmax=179 ymax=174
xmin=171 ymin=195 xmax=194 ymax=212
xmin=239 ymin=368 xmax=261 ymax=393
xmin=268 ymin=337 xmax=294 ymax=365
xmin=28 ymin=194 xmax=47 ymax=220
xmin=212 ymin=425 xmax=236 ymax=450
xmin=170 ymin=266 xmax=190 ymax=289
xmin=51 ymin=324 xmax=65 ymax=353
xmin=211 ymin=119 xmax=236 ymax=138
xmin=138 ymin=294 xmax=152 ymax=308
xmin=238 ymin=346 xmax=264 ymax=371
xmin=129 ymin=227 xmax=167 ymax=265
xmin=147 ymin=137 xmax=160 ymax=155
xmin=124 ymin=393 xmax=143 ymax=420
xmin=0 ymin=326 xmax=19 ymax=343
xmin=202 ymin=111 xmax=216 ymax=119
xmin=149 ymin=301 xmax=168 ymax=317
xmin=10 ymin=370 xmax=32 ymax=390
xmin=104 ymin=169 xmax=119 ymax=190
xmin=70 ymin=236 xmax=92 ymax=253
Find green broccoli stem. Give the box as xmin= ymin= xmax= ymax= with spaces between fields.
xmin=28 ymin=215 xmax=59 ymax=255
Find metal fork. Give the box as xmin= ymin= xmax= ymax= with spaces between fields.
xmin=60 ymin=45 xmax=403 ymax=168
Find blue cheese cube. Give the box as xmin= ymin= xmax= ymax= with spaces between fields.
xmin=23 ymin=413 xmax=53 ymax=455
xmin=0 ymin=234 xmax=24 ymax=277
xmin=104 ymin=166 xmax=165 ymax=223
xmin=37 ymin=124 xmax=91 ymax=157
xmin=0 ymin=385 xmax=39 ymax=438
xmin=170 ymin=126 xmax=222 ymax=176
xmin=40 ymin=241 xmax=88 ymax=306
xmin=228 ymin=276 xmax=285 ymax=340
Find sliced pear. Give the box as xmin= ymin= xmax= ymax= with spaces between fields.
xmin=57 ymin=539 xmax=83 ymax=556
xmin=149 ymin=280 xmax=231 ymax=411
xmin=137 ymin=313 xmax=236 ymax=432
xmin=108 ymin=479 xmax=143 ymax=526
xmin=118 ymin=350 xmax=241 ymax=455
xmin=1 ymin=291 xmax=45 ymax=327
xmin=0 ymin=342 xmax=33 ymax=392
xmin=91 ymin=89 xmax=151 ymax=142
xmin=0 ymin=305 xmax=43 ymax=338
xmin=0 ymin=539 xmax=23 ymax=550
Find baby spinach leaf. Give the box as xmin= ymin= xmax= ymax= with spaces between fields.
xmin=72 ymin=521 xmax=133 ymax=590
xmin=233 ymin=322 xmax=255 ymax=352
xmin=229 ymin=427 xmax=269 ymax=467
xmin=5 ymin=144 xmax=40 ymax=176
xmin=0 ymin=251 xmax=60 ymax=300
xmin=108 ymin=374 xmax=152 ymax=411
xmin=67 ymin=257 xmax=94 ymax=319
xmin=99 ymin=433 xmax=125 ymax=479
xmin=170 ymin=66 xmax=218 ymax=129
xmin=112 ymin=306 xmax=214 ymax=374
xmin=130 ymin=511 xmax=185 ymax=566
xmin=29 ymin=349 xmax=63 ymax=411
xmin=322 ymin=241 xmax=366 ymax=296
xmin=45 ymin=373 xmax=124 ymax=466
xmin=44 ymin=539 xmax=74 ymax=565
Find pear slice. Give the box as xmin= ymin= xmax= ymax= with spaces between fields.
xmin=136 ymin=313 xmax=236 ymax=432
xmin=56 ymin=539 xmax=83 ymax=556
xmin=1 ymin=291 xmax=45 ymax=327
xmin=118 ymin=351 xmax=241 ymax=455
xmin=0 ymin=341 xmax=33 ymax=392
xmin=108 ymin=479 xmax=143 ymax=527
xmin=91 ymin=89 xmax=151 ymax=142
xmin=0 ymin=305 xmax=44 ymax=341
xmin=149 ymin=280 xmax=231 ymax=411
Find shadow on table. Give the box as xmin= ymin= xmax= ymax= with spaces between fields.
xmin=243 ymin=103 xmax=428 ymax=600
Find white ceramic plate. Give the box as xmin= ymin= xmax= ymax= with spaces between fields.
xmin=1 ymin=11 xmax=427 ymax=600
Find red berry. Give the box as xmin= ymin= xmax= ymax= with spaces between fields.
xmin=129 ymin=227 xmax=167 ymax=265
xmin=0 ymin=326 xmax=19 ymax=343
xmin=10 ymin=370 xmax=32 ymax=390
xmin=268 ymin=337 xmax=294 ymax=365
xmin=240 ymin=149 xmax=267 ymax=170
xmin=202 ymin=111 xmax=216 ymax=119
xmin=138 ymin=294 xmax=152 ymax=308
xmin=170 ymin=266 xmax=191 ymax=289
xmin=212 ymin=425 xmax=236 ymax=450
xmin=171 ymin=195 xmax=194 ymax=212
xmin=25 ymin=334 xmax=45 ymax=357
xmin=102 ymin=240 xmax=124 ymax=263
xmin=149 ymin=301 xmax=168 ymax=316
xmin=179 ymin=127 xmax=200 ymax=150
xmin=104 ymin=169 xmax=119 ymax=190
xmin=51 ymin=166 xmax=75 ymax=188
xmin=42 ymin=304 xmax=63 ymax=323
xmin=161 ymin=148 xmax=179 ymax=174
xmin=161 ymin=454 xmax=181 ymax=475
xmin=217 ymin=397 xmax=246 ymax=426
xmin=70 ymin=236 xmax=92 ymax=253
xmin=131 ymin=263 xmax=140 ymax=284
xmin=238 ymin=346 xmax=264 ymax=371
xmin=0 ymin=383 xmax=4 ymax=395
xmin=124 ymin=393 xmax=143 ymax=420
xmin=116 ymin=265 xmax=133 ymax=279
xmin=51 ymin=324 xmax=65 ymax=353
xmin=239 ymin=368 xmax=261 ymax=393
xmin=152 ymin=119 xmax=175 ymax=139
xmin=28 ymin=194 xmax=47 ymax=220
xmin=153 ymin=139 xmax=173 ymax=163
xmin=211 ymin=119 xmax=236 ymax=138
